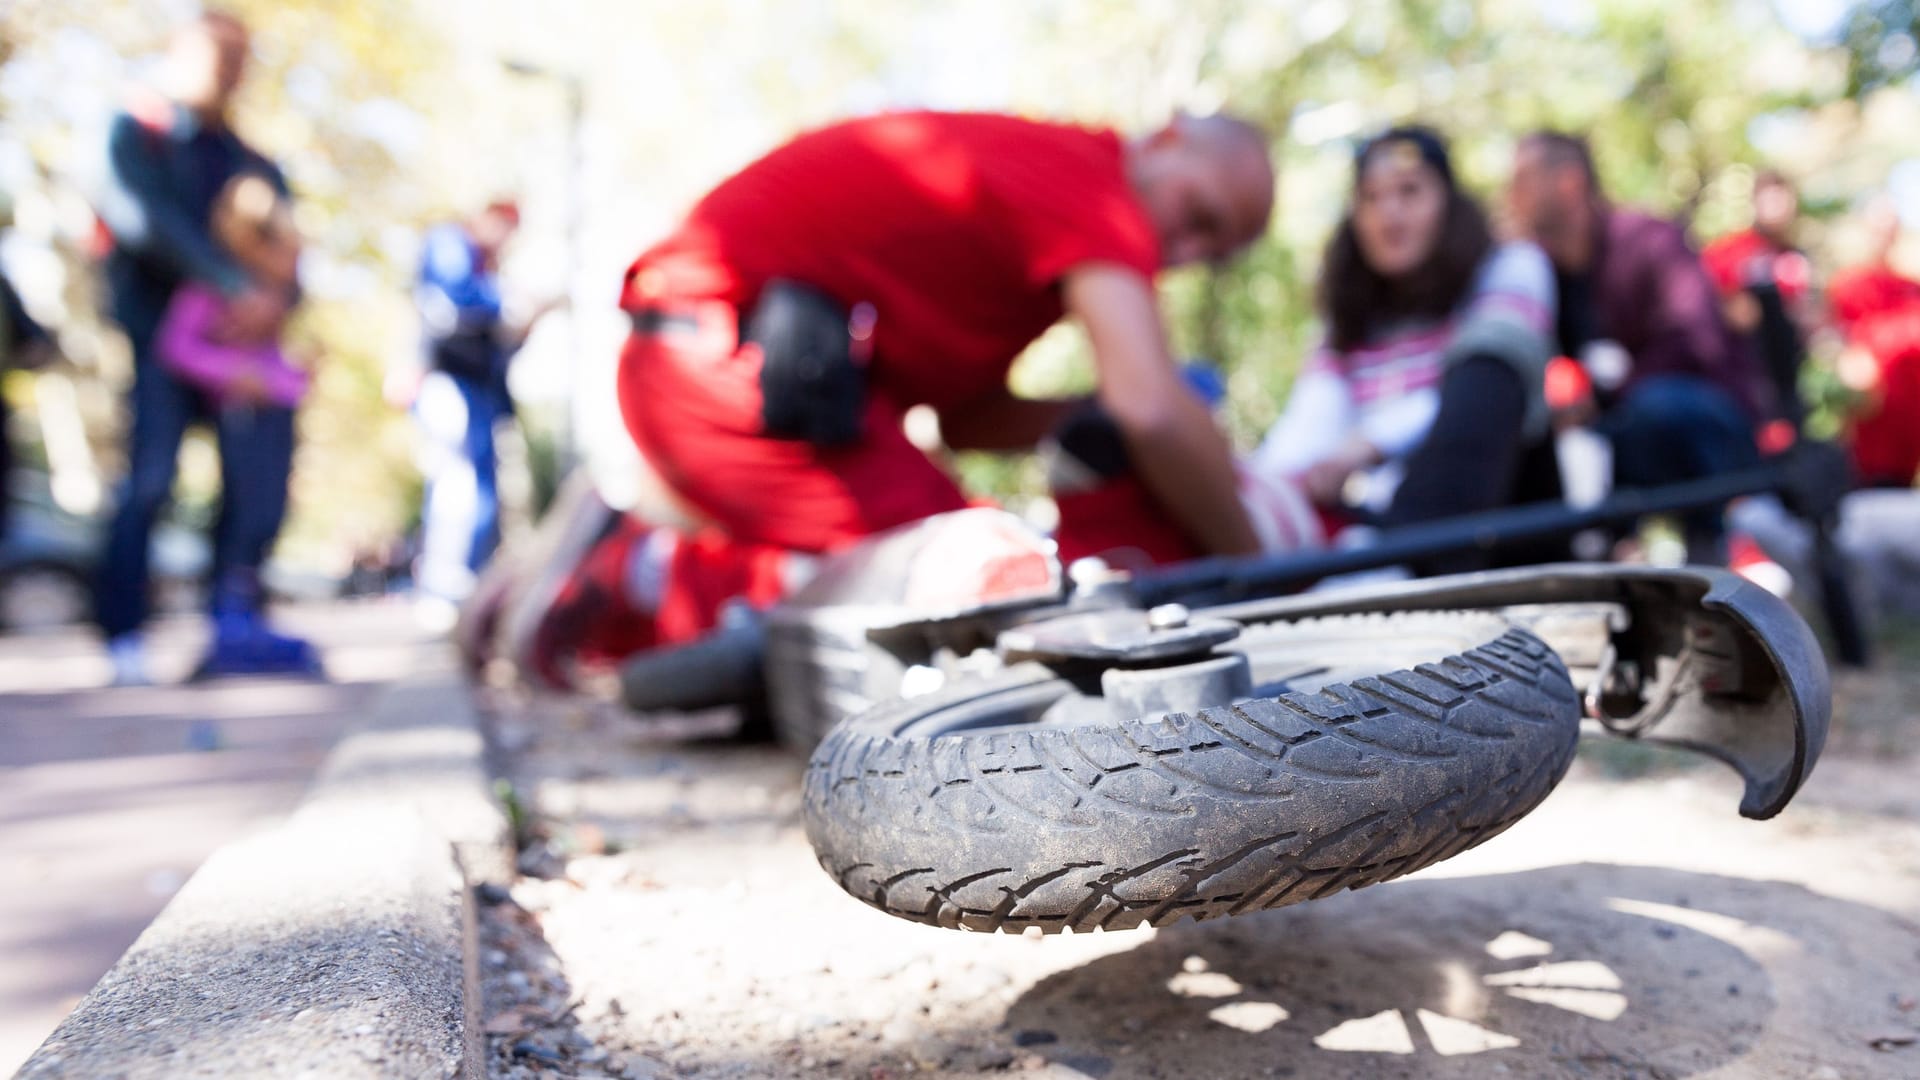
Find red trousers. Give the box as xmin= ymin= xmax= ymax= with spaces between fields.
xmin=1846 ymin=304 xmax=1920 ymax=487
xmin=617 ymin=300 xmax=969 ymax=555
xmin=1850 ymin=351 xmax=1920 ymax=487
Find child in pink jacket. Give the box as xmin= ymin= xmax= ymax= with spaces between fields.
xmin=155 ymin=172 xmax=308 ymax=406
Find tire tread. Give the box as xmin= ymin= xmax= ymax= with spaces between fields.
xmin=803 ymin=612 xmax=1580 ymax=933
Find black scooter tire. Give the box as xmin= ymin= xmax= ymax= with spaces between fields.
xmin=803 ymin=611 xmax=1580 ymax=933
xmin=619 ymin=621 xmax=766 ymax=715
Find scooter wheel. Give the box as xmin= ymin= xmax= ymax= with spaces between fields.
xmin=619 ymin=621 xmax=766 ymax=715
xmin=803 ymin=610 xmax=1579 ymax=933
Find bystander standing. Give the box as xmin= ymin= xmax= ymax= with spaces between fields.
xmin=1507 ymin=131 xmax=1768 ymax=561
xmin=395 ymin=200 xmax=549 ymax=631
xmin=91 ymin=10 xmax=316 ymax=683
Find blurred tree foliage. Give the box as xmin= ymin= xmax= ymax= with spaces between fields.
xmin=2 ymin=0 xmax=1918 ymax=560
xmin=1842 ymin=0 xmax=1920 ymax=91
xmin=1023 ymin=0 xmax=1867 ymax=439
xmin=1 ymin=0 xmax=451 ymax=568
xmin=968 ymin=0 xmax=1913 ymax=505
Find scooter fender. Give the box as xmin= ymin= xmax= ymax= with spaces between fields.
xmin=1203 ymin=565 xmax=1830 ymax=820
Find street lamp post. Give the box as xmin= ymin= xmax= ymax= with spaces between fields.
xmin=502 ymin=58 xmax=585 ymax=472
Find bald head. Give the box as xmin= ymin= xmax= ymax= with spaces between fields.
xmin=1128 ymin=112 xmax=1275 ymax=269
xmin=168 ymin=10 xmax=249 ymax=122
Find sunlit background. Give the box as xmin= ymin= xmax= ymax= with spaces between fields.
xmin=2 ymin=0 xmax=1918 ymax=581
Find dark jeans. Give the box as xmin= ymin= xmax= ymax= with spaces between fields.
xmin=1599 ymin=374 xmax=1758 ymax=547
xmin=454 ymin=376 xmax=505 ymax=574
xmin=94 ymin=346 xmax=295 ymax=639
xmin=1385 ymin=354 xmax=1560 ymax=574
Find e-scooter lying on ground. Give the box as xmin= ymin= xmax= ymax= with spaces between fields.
xmin=797 ymin=557 xmax=1823 ymax=932
xmin=607 ymin=449 xmax=1833 ymax=932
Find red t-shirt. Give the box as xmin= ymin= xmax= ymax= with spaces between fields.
xmin=1824 ymin=263 xmax=1920 ymax=486
xmin=1827 ymin=263 xmax=1920 ymax=334
xmin=622 ymin=111 xmax=1161 ymax=412
xmin=1701 ymin=228 xmax=1810 ymax=307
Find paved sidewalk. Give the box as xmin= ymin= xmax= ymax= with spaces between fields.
xmin=0 ymin=600 xmax=438 ymax=1075
xmin=476 ymin=687 xmax=1920 ymax=1079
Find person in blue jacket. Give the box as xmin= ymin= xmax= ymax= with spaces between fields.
xmin=407 ymin=201 xmax=530 ymax=628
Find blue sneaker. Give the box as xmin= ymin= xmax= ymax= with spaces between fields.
xmin=190 ymin=607 xmax=325 ymax=681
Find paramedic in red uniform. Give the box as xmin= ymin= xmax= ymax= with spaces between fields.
xmin=1701 ymin=169 xmax=1814 ymax=339
xmin=1828 ymin=196 xmax=1920 ymax=488
xmin=524 ymin=110 xmax=1276 ymax=686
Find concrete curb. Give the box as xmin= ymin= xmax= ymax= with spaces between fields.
xmin=19 ymin=663 xmax=510 ymax=1079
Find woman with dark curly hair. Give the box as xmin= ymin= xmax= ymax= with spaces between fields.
xmin=1051 ymin=126 xmax=1559 ymax=568
xmin=1240 ymin=125 xmax=1557 ymax=556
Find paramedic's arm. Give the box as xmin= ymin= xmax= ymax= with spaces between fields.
xmin=937 ymin=390 xmax=1082 ymax=451
xmin=1065 ymin=264 xmax=1259 ymax=556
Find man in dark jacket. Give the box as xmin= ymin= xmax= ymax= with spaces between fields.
xmin=1509 ymin=131 xmax=1767 ymax=558
xmin=93 ymin=10 xmax=314 ymax=683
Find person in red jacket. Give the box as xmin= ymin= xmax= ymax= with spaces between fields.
xmin=1702 ymin=169 xmax=1816 ymax=439
xmin=1828 ymin=196 xmax=1920 ymax=488
xmin=1702 ymin=169 xmax=1814 ymax=336
xmin=518 ymin=110 xmax=1275 ymax=688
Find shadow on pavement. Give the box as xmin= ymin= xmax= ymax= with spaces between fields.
xmin=995 ymin=864 xmax=1917 ymax=1080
